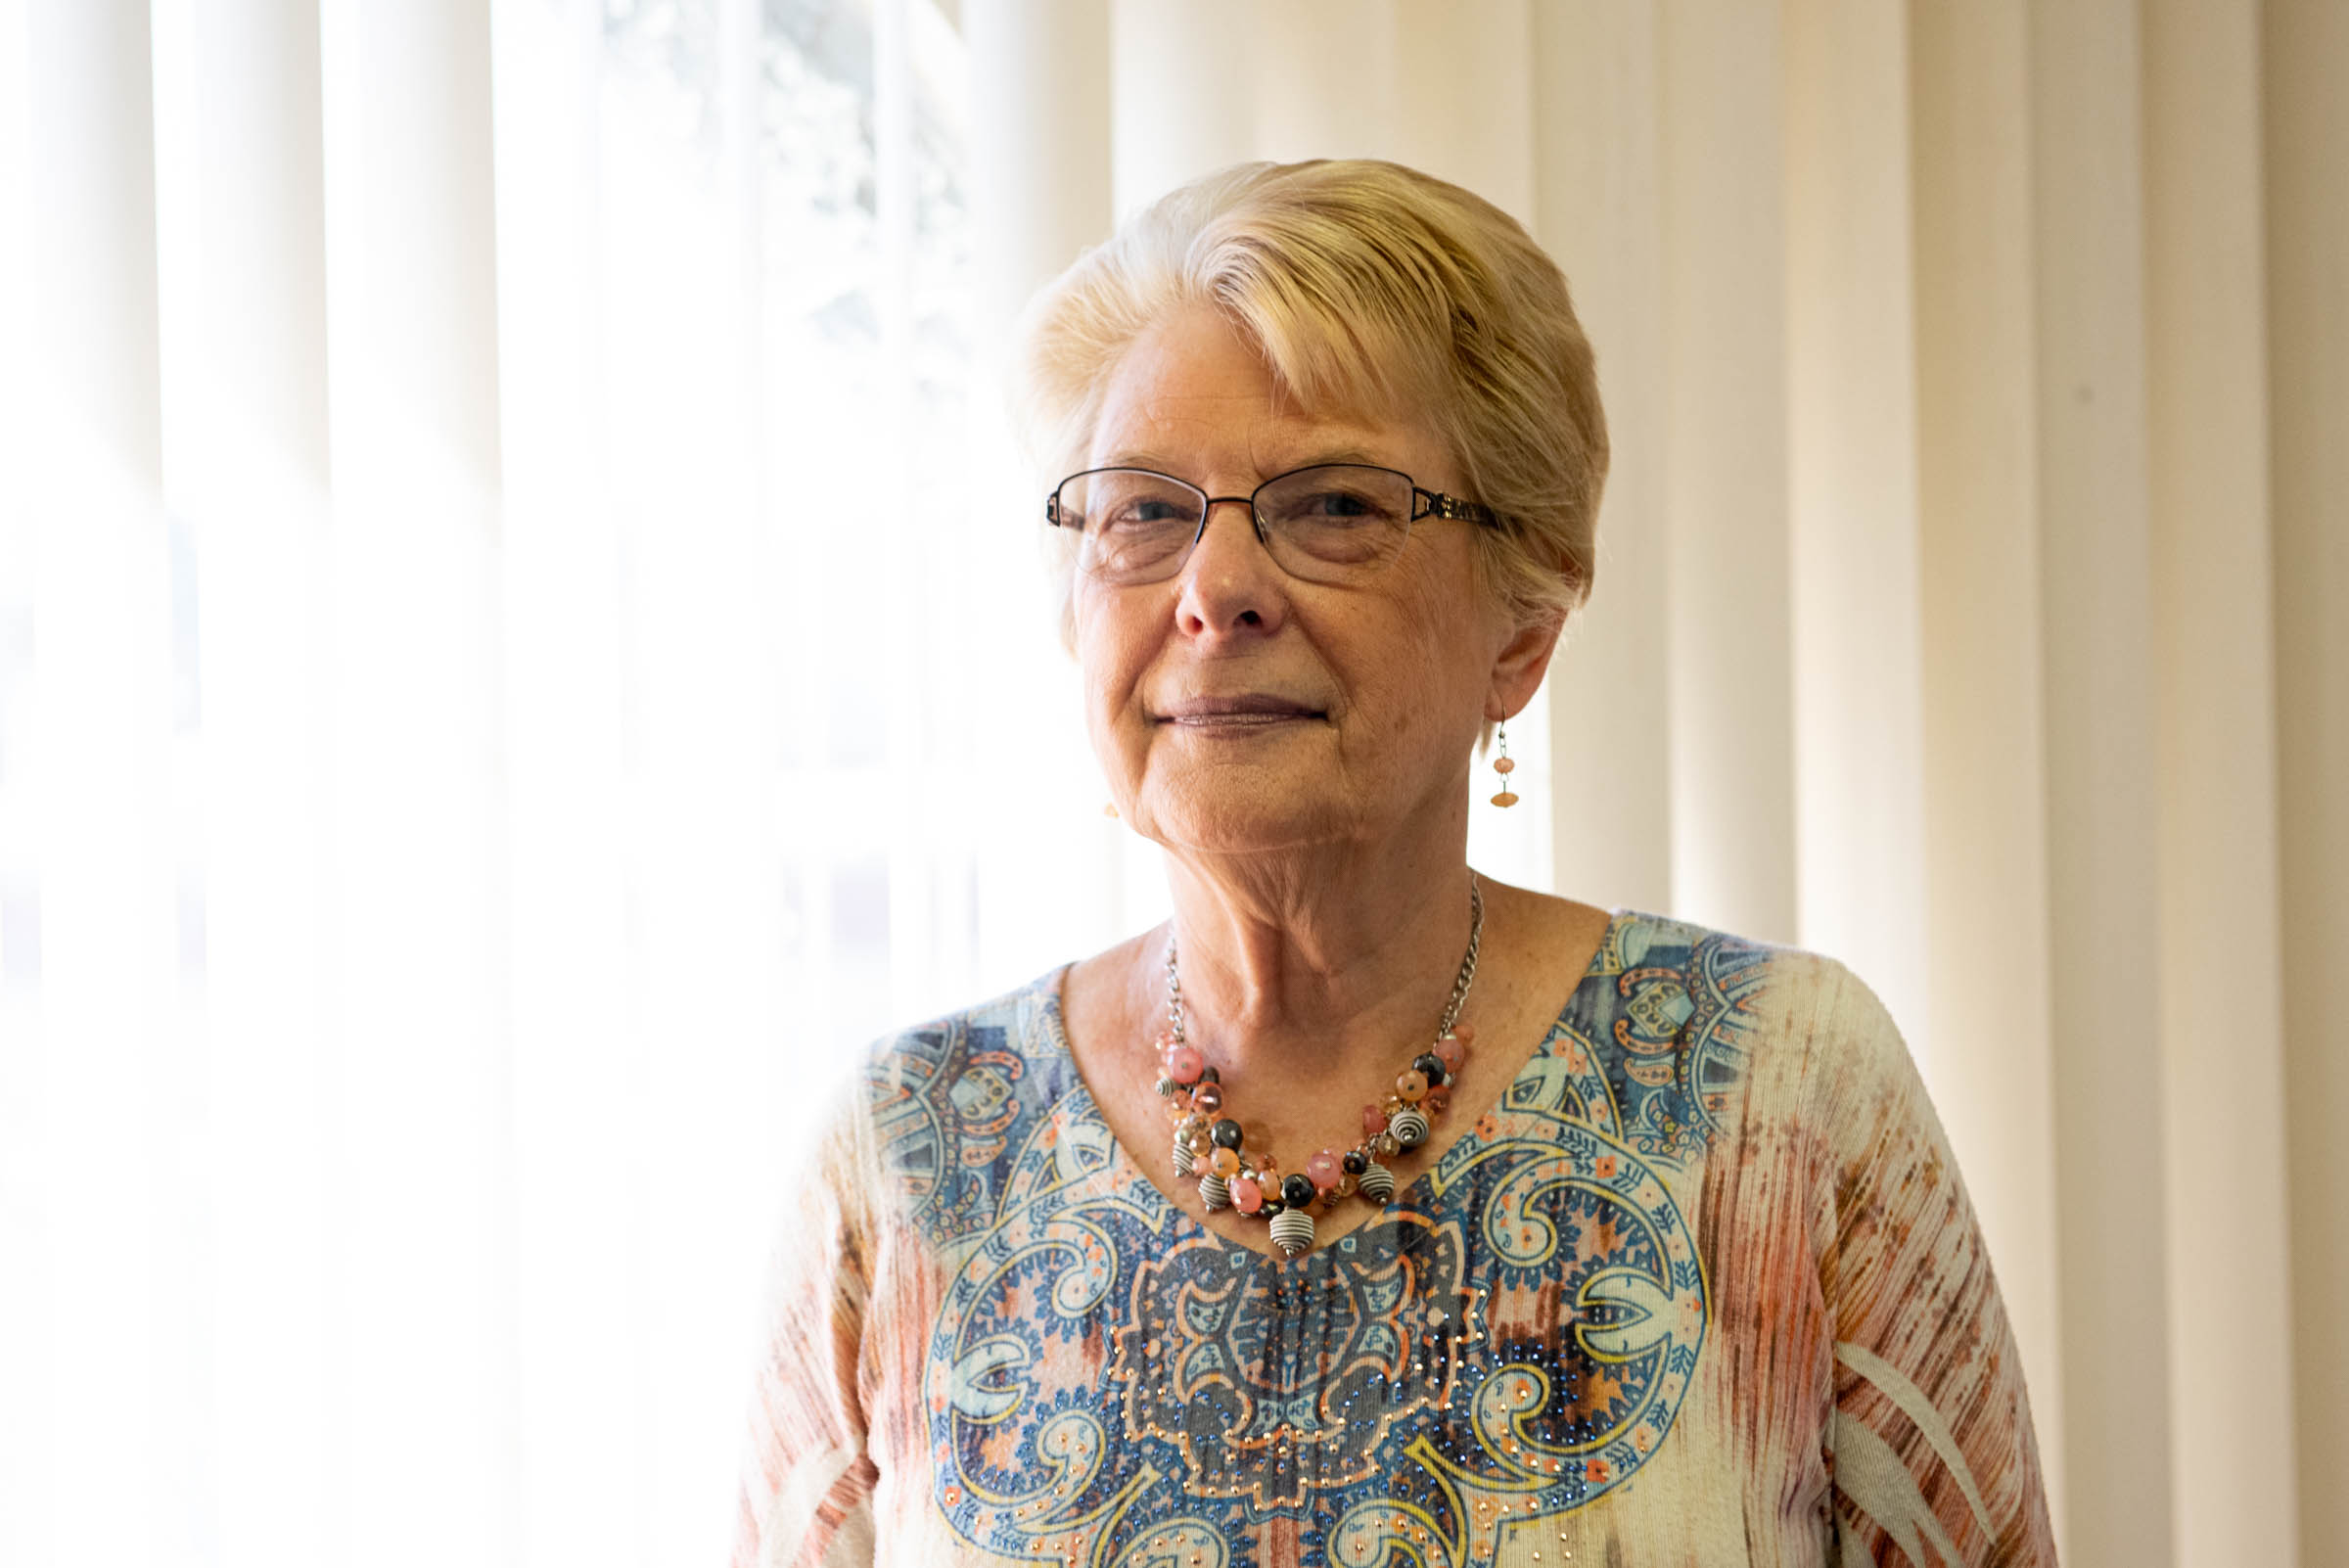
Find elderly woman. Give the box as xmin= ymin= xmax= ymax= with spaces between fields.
xmin=731 ymin=161 xmax=2054 ymax=1566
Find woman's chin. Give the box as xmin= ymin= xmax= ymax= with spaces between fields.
xmin=1128 ymin=784 xmax=1344 ymax=858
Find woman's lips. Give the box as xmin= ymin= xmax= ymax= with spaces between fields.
xmin=1156 ymin=695 xmax=1326 ymax=727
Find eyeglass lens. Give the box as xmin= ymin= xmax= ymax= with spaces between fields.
xmin=1056 ymin=465 xmax=1416 ymax=585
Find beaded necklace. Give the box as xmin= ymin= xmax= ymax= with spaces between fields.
xmin=1156 ymin=873 xmax=1485 ymax=1258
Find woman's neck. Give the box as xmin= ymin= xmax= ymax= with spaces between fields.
xmin=1157 ymin=835 xmax=1482 ymax=1093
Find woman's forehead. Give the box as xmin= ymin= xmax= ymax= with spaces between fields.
xmin=1091 ymin=437 xmax=1398 ymax=478
xmin=1085 ymin=307 xmax=1443 ymax=479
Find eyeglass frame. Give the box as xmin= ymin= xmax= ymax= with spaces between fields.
xmin=1042 ymin=462 xmax=1501 ymax=583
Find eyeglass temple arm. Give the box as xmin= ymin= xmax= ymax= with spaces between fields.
xmin=1412 ymin=488 xmax=1501 ymax=527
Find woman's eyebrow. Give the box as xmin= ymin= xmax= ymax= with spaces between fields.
xmin=1271 ymin=446 xmax=1385 ymax=470
xmin=1091 ymin=444 xmax=1393 ymax=477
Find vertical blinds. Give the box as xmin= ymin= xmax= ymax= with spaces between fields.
xmin=7 ymin=3 xmax=2348 ymax=1566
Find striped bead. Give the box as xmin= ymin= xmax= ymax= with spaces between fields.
xmin=1357 ymin=1161 xmax=1396 ymax=1204
xmin=1389 ymin=1107 xmax=1431 ymax=1149
xmin=1198 ymin=1173 xmax=1229 ymax=1210
xmin=1268 ymin=1207 xmax=1315 ymax=1258
xmin=1172 ymin=1140 xmax=1197 ymax=1177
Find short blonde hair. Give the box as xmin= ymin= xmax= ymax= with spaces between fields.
xmin=1013 ymin=159 xmax=1608 ymax=636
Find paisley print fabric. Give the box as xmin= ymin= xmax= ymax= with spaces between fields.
xmin=730 ymin=912 xmax=2056 ymax=1566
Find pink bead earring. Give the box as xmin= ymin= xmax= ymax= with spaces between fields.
xmin=1491 ymin=721 xmax=1519 ymax=807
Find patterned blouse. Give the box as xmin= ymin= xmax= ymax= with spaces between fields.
xmin=729 ymin=910 xmax=2056 ymax=1566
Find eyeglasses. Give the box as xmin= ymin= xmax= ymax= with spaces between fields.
xmin=1044 ymin=463 xmax=1500 ymax=587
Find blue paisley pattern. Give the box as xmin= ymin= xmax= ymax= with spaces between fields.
xmin=870 ymin=912 xmax=1769 ymax=1567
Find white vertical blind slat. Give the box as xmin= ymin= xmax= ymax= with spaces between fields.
xmin=1658 ymin=0 xmax=1796 ymax=943
xmin=1908 ymin=0 xmax=2067 ymax=1541
xmin=488 ymin=4 xmax=645 ymax=1565
xmin=1249 ymin=0 xmax=1399 ymax=169
xmin=1391 ymin=0 xmax=1534 ymax=228
xmin=0 ymin=7 xmax=48 ymax=1568
xmin=1107 ymin=0 xmax=1250 ymax=221
xmin=1530 ymin=0 xmax=1673 ymax=918
xmin=590 ymin=6 xmax=785 ymax=1551
xmin=21 ymin=8 xmax=183 ymax=1568
xmin=317 ymin=3 xmax=515 ymax=1566
xmin=876 ymin=0 xmax=929 ymax=1031
xmin=962 ymin=0 xmax=1121 ymax=988
xmin=1783 ymin=0 xmax=1930 ymax=1038
xmin=2142 ymin=3 xmax=2299 ymax=1563
xmin=2266 ymin=2 xmax=2349 ymax=1561
xmin=150 ymin=2 xmax=339 ymax=1566
xmin=972 ymin=0 xmax=1114 ymax=330
xmin=2028 ymin=6 xmax=2177 ymax=1564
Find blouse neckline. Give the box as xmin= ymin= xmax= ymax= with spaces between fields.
xmin=1027 ymin=907 xmax=1633 ymax=1267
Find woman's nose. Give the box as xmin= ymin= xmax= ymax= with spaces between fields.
xmin=1174 ymin=497 xmax=1288 ymax=638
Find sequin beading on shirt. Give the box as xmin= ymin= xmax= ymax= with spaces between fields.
xmin=855 ymin=912 xmax=1770 ymax=1565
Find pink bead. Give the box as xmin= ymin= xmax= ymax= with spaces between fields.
xmin=1229 ymin=1175 xmax=1264 ymax=1215
xmin=1451 ymin=1024 xmax=1476 ymax=1044
xmin=1434 ymin=1036 xmax=1466 ymax=1073
xmin=1165 ymin=1045 xmax=1204 ymax=1085
xmin=1191 ymin=1082 xmax=1223 ymax=1114
xmin=1307 ymin=1151 xmax=1342 ymax=1192
xmin=1363 ymin=1102 xmax=1386 ymax=1137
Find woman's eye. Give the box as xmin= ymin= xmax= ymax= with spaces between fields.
xmin=1305 ymin=490 xmax=1374 ymax=519
xmin=1104 ymin=499 xmax=1186 ymax=529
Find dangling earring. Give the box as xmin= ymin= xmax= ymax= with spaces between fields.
xmin=1491 ymin=721 xmax=1519 ymax=808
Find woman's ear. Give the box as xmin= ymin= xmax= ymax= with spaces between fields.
xmin=1485 ymin=605 xmax=1567 ymax=721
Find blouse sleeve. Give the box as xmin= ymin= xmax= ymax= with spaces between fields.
xmin=1811 ymin=964 xmax=2059 ymax=1565
xmin=728 ymin=1081 xmax=881 ymax=1568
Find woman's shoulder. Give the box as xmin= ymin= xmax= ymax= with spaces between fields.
xmin=852 ymin=966 xmax=1075 ymax=1087
xmin=826 ymin=965 xmax=1093 ymax=1149
xmin=809 ymin=965 xmax=1103 ymax=1251
xmin=1589 ymin=906 xmax=1887 ymax=1024
xmin=1570 ymin=906 xmax=1911 ymax=1116
xmin=1495 ymin=883 xmax=1869 ymax=1026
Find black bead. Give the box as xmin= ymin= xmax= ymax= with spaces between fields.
xmin=1261 ymin=1197 xmax=1284 ymax=1217
xmin=1413 ymin=1052 xmax=1446 ymax=1084
xmin=1211 ymin=1119 xmax=1244 ymax=1150
xmin=1281 ymin=1174 xmax=1315 ymax=1210
xmin=1198 ymin=1064 xmax=1220 ymax=1084
xmin=1342 ymin=1150 xmax=1367 ymax=1175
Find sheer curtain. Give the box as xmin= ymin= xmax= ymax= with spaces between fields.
xmin=8 ymin=4 xmax=2349 ymax=1568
